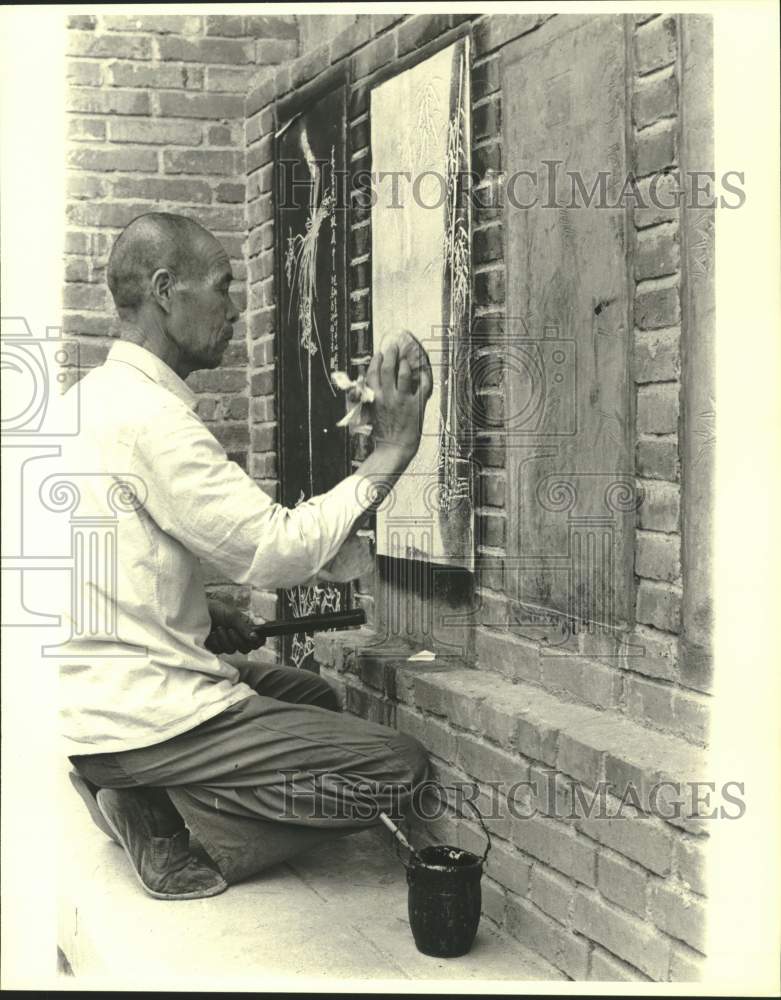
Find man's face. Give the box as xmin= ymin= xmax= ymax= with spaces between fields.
xmin=167 ymin=239 xmax=240 ymax=372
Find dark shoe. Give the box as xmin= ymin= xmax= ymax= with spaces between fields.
xmin=68 ymin=768 xmax=120 ymax=844
xmin=96 ymin=788 xmax=228 ymax=900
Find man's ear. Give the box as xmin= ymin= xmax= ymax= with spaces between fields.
xmin=151 ymin=268 xmax=176 ymax=314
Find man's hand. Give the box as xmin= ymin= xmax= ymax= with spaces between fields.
xmin=205 ymin=597 xmax=262 ymax=655
xmin=365 ymin=334 xmax=433 ymax=460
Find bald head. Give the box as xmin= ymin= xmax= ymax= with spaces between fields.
xmin=106 ymin=212 xmax=220 ymax=314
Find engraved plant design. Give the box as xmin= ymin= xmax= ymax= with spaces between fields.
xmin=438 ymin=48 xmax=471 ymax=512
xmin=285 ymin=581 xmax=342 ymax=668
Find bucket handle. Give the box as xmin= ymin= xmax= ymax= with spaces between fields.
xmin=392 ymin=790 xmax=492 ymax=867
xmin=457 ymin=795 xmax=492 ymax=864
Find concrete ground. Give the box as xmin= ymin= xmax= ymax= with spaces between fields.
xmin=58 ymin=766 xmax=562 ymax=991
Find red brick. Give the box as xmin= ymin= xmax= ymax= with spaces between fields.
xmin=256 ymin=38 xmax=298 ymax=64
xmin=636 ymin=437 xmax=679 ymax=482
xmin=636 ymin=530 xmax=680 ymax=583
xmin=215 ymin=182 xmax=245 ymax=203
xmin=574 ymin=890 xmax=671 ymax=979
xmin=103 ymin=14 xmax=202 ymax=34
xmin=674 ymin=835 xmax=707 ymax=896
xmin=475 ymin=267 xmax=505 ymax=307
xmin=67 ymin=147 xmax=158 ymax=173
xmin=67 ymin=88 xmax=151 ymax=116
xmin=62 ymin=283 xmax=109 ymax=311
xmin=474 ymin=224 xmax=503 ymax=264
xmin=109 ymin=119 xmax=203 ymax=145
xmin=66 ymin=173 xmax=108 ymax=200
xmin=157 ymin=36 xmax=254 ymax=64
xmin=634 ymin=172 xmax=682 ymax=229
xmin=633 ymin=327 xmax=680 ymax=383
xmin=472 ymin=57 xmax=500 ymax=101
xmin=636 ymin=579 xmax=682 ymax=633
xmin=480 ymin=835 xmax=532 ymax=898
xmin=589 ymin=947 xmax=648 ymax=981
xmin=205 ymin=65 xmax=252 ymax=93
xmin=158 ymin=92 xmax=244 ymax=120
xmin=631 ymin=624 xmax=679 ymax=681
xmin=672 ymin=691 xmax=709 ymax=746
xmin=473 ymin=141 xmax=502 ymax=177
xmin=329 ymin=17 xmax=374 ymax=64
xmin=473 ymin=14 xmax=553 ymax=57
xmin=649 ymin=881 xmax=706 ymax=952
xmin=204 ymin=14 xmax=244 ymax=37
xmin=246 ymin=137 xmax=273 ymax=174
xmin=637 ymin=479 xmax=679 ymax=532
xmin=67 ymin=14 xmax=96 ymax=29
xmin=212 ymin=423 xmax=249 ymax=451
xmin=208 ymin=123 xmax=237 ymax=145
xmin=188 ymin=369 xmax=246 ymax=394
xmin=352 ymin=31 xmax=396 ymax=81
xmin=540 ymin=654 xmax=621 ymax=711
xmin=163 ymin=149 xmax=237 ymax=176
xmin=397 ymin=706 xmax=457 ymax=763
xmin=63 ymin=257 xmax=90 ymax=282
xmin=250 ymin=395 xmax=275 ymax=423
xmin=635 ymin=123 xmax=678 ymax=177
xmin=513 ymin=816 xmax=597 ymax=886
xmin=291 ymin=44 xmax=329 ymax=89
xmin=597 ymin=849 xmax=648 ymax=917
xmin=67 ymin=31 xmax=152 ymax=59
xmin=669 ymin=944 xmax=706 ymax=981
xmin=244 ymin=15 xmax=298 ymax=40
xmin=111 ymin=177 xmax=209 ymax=204
xmin=635 ymin=225 xmax=680 ymax=281
xmin=250 ymin=369 xmax=275 ymax=397
xmin=529 ymin=866 xmax=574 ymax=925
xmin=455 ymin=733 xmax=527 ymax=787
xmin=635 ymin=285 xmax=680 ymax=329
xmin=473 ymin=98 xmax=501 ymax=142
xmin=106 ymin=61 xmax=204 ymax=91
xmin=475 ymin=627 xmax=540 ymax=685
xmin=578 ymin=813 xmax=673 ymax=876
xmin=66 ymin=60 xmax=102 ymax=87
xmin=637 ymin=382 xmax=678 ymax=434
xmin=67 ymin=118 xmax=106 ymax=142
xmin=506 ymin=895 xmax=589 ymax=979
xmin=479 ymin=473 xmax=505 ymax=508
xmin=396 ymin=13 xmax=451 ymax=57
xmin=634 ymin=16 xmax=677 ymax=75
xmin=62 ymin=313 xmax=113 ymax=337
xmin=633 ymin=70 xmax=678 ymax=128
xmin=479 ymin=513 xmax=506 ymax=549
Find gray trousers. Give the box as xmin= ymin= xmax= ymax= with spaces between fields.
xmin=70 ymin=660 xmax=428 ymax=884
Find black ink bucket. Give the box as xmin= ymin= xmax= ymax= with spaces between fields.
xmin=398 ymin=800 xmax=491 ymax=958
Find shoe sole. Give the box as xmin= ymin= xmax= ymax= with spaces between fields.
xmin=96 ymin=795 xmax=228 ymax=901
xmin=68 ymin=769 xmax=120 ymax=844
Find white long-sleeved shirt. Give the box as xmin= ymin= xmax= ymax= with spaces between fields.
xmin=59 ymin=340 xmax=373 ymax=754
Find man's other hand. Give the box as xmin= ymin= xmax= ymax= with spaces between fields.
xmin=366 ymin=331 xmax=433 ymax=459
xmin=205 ymin=597 xmax=262 ymax=655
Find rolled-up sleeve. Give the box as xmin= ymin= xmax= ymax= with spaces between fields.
xmin=132 ymin=398 xmax=373 ymax=590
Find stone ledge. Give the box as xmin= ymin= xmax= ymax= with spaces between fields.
xmin=313 ymin=629 xmax=709 ymax=830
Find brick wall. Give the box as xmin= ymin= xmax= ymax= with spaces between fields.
xmin=63 ymin=11 xmax=297 ymax=609
xmin=243 ymin=12 xmax=713 ymax=981
xmin=63 ymin=12 xmax=298 ymax=468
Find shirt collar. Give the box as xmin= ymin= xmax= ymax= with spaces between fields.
xmin=106 ymin=340 xmax=197 ymax=411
